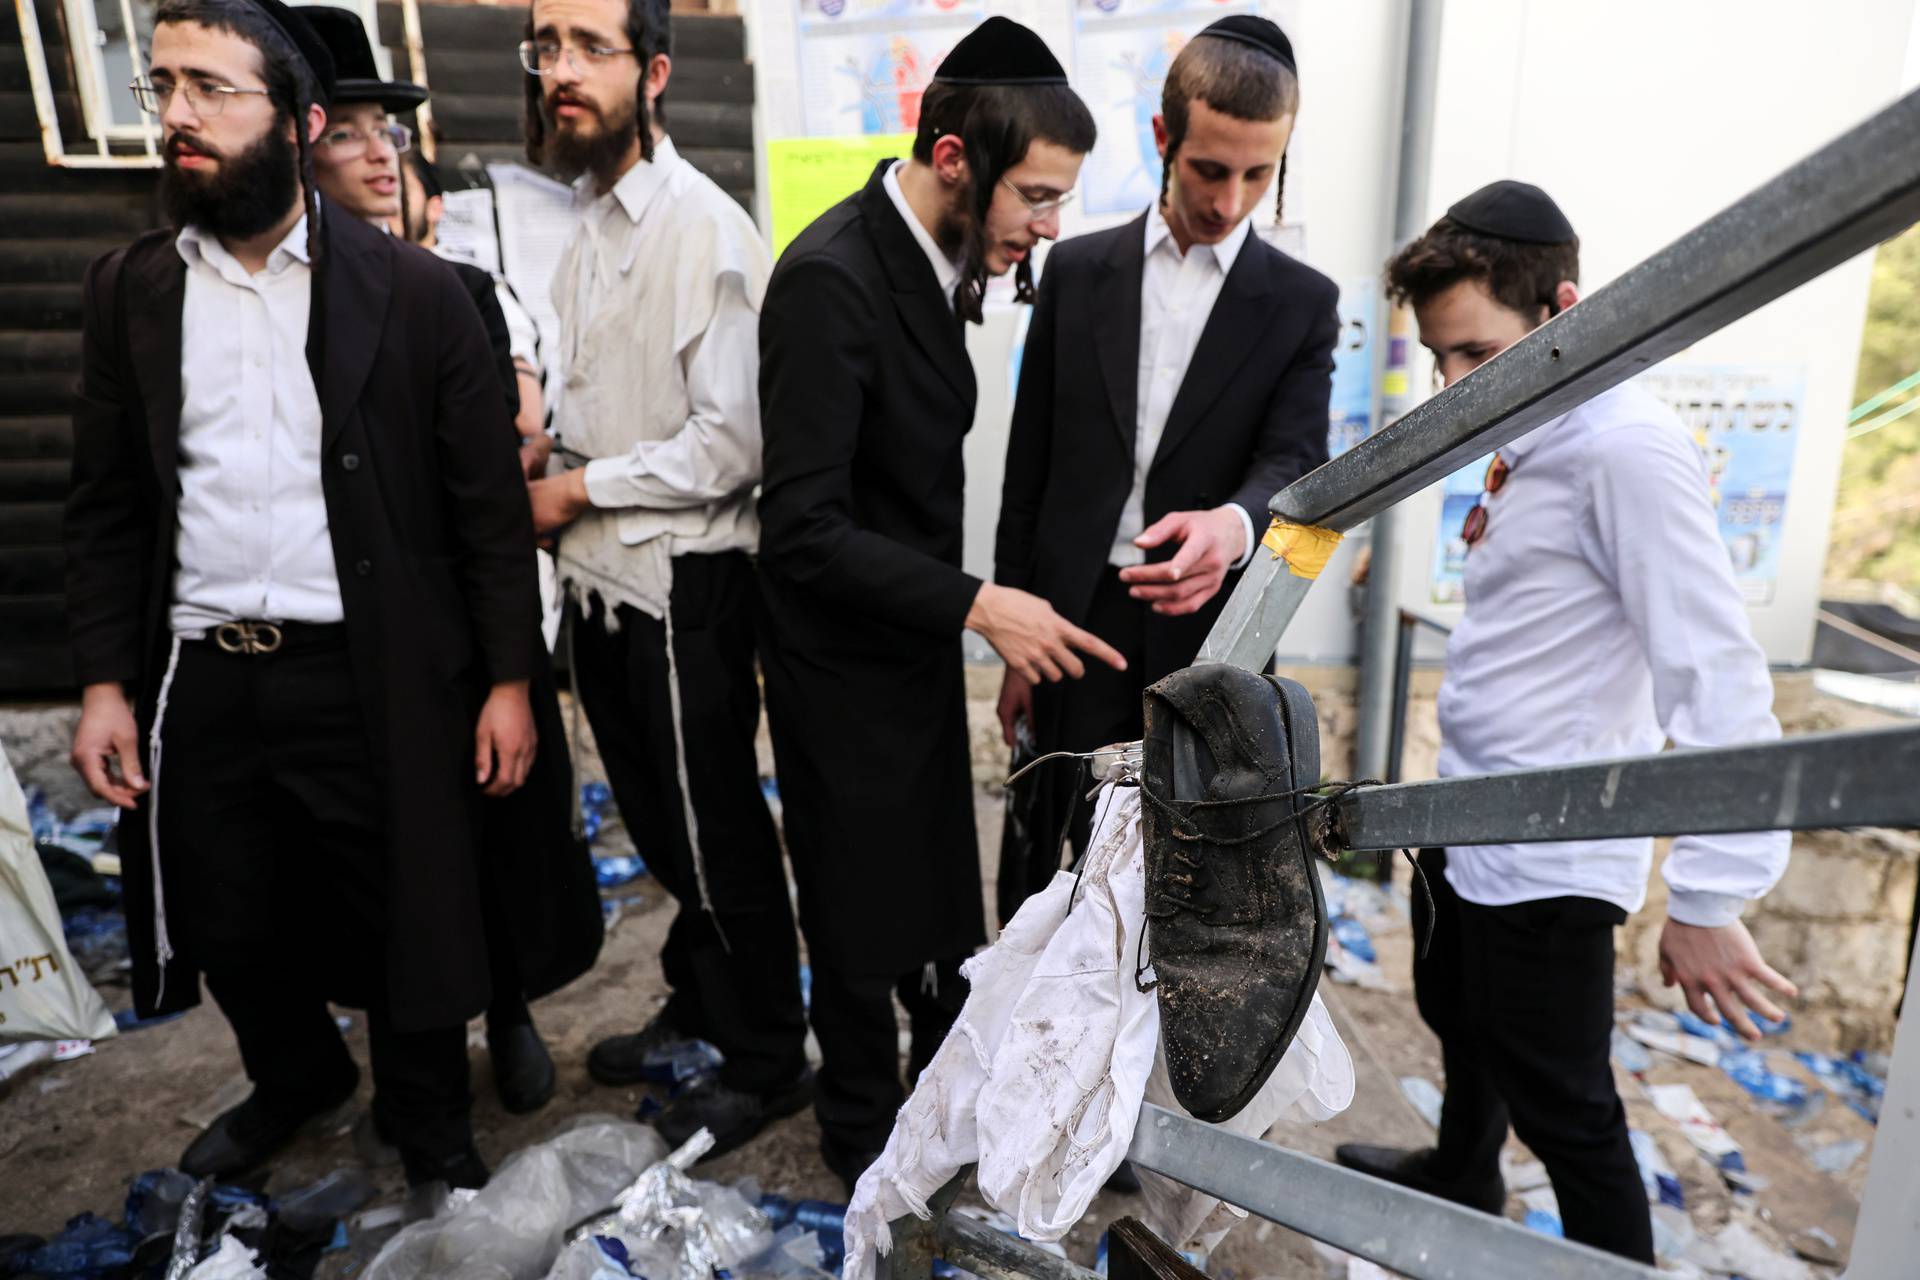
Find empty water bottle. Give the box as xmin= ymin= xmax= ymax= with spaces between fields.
xmin=1331 ymin=916 xmax=1375 ymax=964
xmin=641 ymin=1038 xmax=725 ymax=1085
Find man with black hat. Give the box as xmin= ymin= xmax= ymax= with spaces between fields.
xmin=513 ymin=0 xmax=811 ymax=1163
xmin=992 ymin=14 xmax=1336 ymax=909
xmin=756 ymin=15 xmax=1118 ymax=1189
xmin=65 ymin=0 xmax=539 ymax=1198
xmin=1331 ymin=181 xmax=1796 ymax=1263
xmin=301 ymin=4 xmax=599 ymax=1119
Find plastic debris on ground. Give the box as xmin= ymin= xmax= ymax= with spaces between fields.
xmin=636 ymin=1038 xmax=725 ymax=1087
xmin=1610 ymin=1027 xmax=1653 ymax=1075
xmin=0 ymin=1167 xmax=340 ymax=1280
xmin=1681 ymin=1218 xmax=1813 ymax=1280
xmin=1787 ymin=1225 xmax=1844 ymax=1267
xmin=1719 ymin=1048 xmax=1810 ymax=1113
xmin=547 ymin=1130 xmax=781 ymax=1280
xmin=579 ymin=782 xmax=614 ymax=845
xmin=1627 ymin=1129 xmax=1685 ymax=1209
xmin=1398 ymin=1076 xmax=1442 ymax=1129
xmin=1519 ymin=1186 xmax=1561 ymax=1238
xmin=364 ymin=1117 xmax=668 ymax=1280
xmin=1623 ymin=1010 xmax=1721 ymax=1067
xmin=594 ymin=857 xmax=648 ymax=889
xmin=1499 ymin=1153 xmax=1549 ymax=1193
xmin=1794 ymin=1050 xmax=1885 ymax=1123
xmin=757 ymin=1195 xmax=846 ymax=1273
xmin=1316 ymin=869 xmax=1401 ymax=991
xmin=1805 ymin=1136 xmax=1867 ymax=1174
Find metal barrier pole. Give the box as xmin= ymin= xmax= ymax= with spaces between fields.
xmin=1202 ymin=85 xmax=1920 ymax=671
xmin=1354 ymin=0 xmax=1445 ymax=781
xmin=1845 ymin=938 xmax=1920 ymax=1278
xmin=1334 ymin=723 xmax=1920 ymax=851
xmin=1385 ymin=609 xmax=1417 ymax=784
xmin=1127 ymin=1106 xmax=1658 ymax=1280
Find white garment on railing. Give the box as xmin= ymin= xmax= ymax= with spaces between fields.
xmin=843 ymin=783 xmax=1353 ymax=1280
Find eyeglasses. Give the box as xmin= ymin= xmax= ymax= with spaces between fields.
xmin=1000 ymin=176 xmax=1075 ymax=221
xmin=1458 ymin=453 xmax=1511 ymax=548
xmin=317 ymin=121 xmax=413 ymax=158
xmin=518 ymin=38 xmax=636 ymax=75
xmin=130 ymin=77 xmax=271 ymax=117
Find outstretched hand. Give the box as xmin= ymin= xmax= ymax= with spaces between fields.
xmin=967 ymin=583 xmax=1127 ymax=685
xmin=1116 ymin=506 xmax=1248 ymax=616
xmin=1657 ymin=918 xmax=1798 ymax=1041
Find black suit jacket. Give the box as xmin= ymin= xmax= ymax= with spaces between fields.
xmin=755 ymin=160 xmax=987 ymax=973
xmin=447 ymin=257 xmax=521 ymax=422
xmin=63 ymin=202 xmax=561 ymax=1029
xmin=995 ymin=213 xmax=1338 ymax=676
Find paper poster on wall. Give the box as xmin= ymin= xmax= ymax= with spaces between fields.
xmin=1427 ymin=364 xmax=1805 ymax=606
xmin=767 ymin=133 xmax=915 ymax=253
xmin=796 ymin=1 xmax=981 ymax=136
xmin=1639 ymin=363 xmax=1803 ymax=605
xmin=432 ymin=186 xmax=501 ymax=276
xmin=1327 ymin=279 xmax=1376 ymax=458
xmin=1069 ymin=0 xmax=1261 ymax=217
xmin=486 ymin=163 xmax=579 ymax=385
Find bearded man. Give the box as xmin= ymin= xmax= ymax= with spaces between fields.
xmin=64 ymin=0 xmax=538 ymax=1201
xmin=517 ymin=0 xmax=811 ymax=1162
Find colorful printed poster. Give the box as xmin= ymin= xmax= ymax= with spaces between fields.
xmin=767 ymin=133 xmax=915 ymax=254
xmin=1639 ymin=364 xmax=1803 ymax=605
xmin=1327 ymin=280 xmax=1377 ymax=459
xmin=1069 ymin=0 xmax=1259 ymax=216
xmin=796 ymin=1 xmax=982 ymax=136
xmin=1427 ymin=364 xmax=1805 ymax=606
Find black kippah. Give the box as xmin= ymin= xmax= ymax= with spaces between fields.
xmin=1446 ymin=180 xmax=1576 ymax=245
xmin=933 ymin=16 xmax=1068 ymax=86
xmin=1195 ymin=14 xmax=1296 ymax=74
xmin=249 ymin=0 xmax=337 ymax=103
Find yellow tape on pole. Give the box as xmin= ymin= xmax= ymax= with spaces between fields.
xmin=1260 ymin=520 xmax=1344 ymax=580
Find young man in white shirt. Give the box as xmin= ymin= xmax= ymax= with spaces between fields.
xmin=516 ymin=0 xmax=810 ymax=1161
xmin=993 ymin=15 xmax=1336 ymax=910
xmin=1333 ymin=181 xmax=1797 ymax=1263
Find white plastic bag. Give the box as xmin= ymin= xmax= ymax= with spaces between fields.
xmin=0 ymin=750 xmax=116 ymax=1044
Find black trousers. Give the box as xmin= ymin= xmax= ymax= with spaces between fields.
xmin=807 ymin=951 xmax=970 ymax=1153
xmin=1009 ymin=569 xmax=1152 ymax=916
xmin=1413 ymin=848 xmax=1654 ymax=1263
xmin=567 ymin=552 xmax=808 ymax=1094
xmin=157 ymin=632 xmax=470 ymax=1182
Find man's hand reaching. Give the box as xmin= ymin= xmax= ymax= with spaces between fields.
xmin=1658 ymin=918 xmax=1798 ymax=1041
xmin=1118 ymin=506 xmax=1249 ymax=616
xmin=967 ymin=583 xmax=1126 ymax=685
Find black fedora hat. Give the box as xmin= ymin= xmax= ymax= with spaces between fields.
xmin=301 ymin=5 xmax=428 ymax=113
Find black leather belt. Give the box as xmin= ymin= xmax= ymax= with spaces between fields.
xmin=202 ymin=619 xmax=347 ymax=656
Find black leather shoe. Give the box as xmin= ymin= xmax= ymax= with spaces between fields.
xmin=1141 ymin=664 xmax=1327 ymax=1123
xmin=180 ymin=1069 xmax=360 ymax=1179
xmin=588 ymin=1014 xmax=701 ymax=1087
xmin=489 ymin=1020 xmax=556 ymax=1114
xmin=1333 ymin=1144 xmax=1505 ymax=1215
xmin=650 ymin=1069 xmax=814 ymax=1161
xmin=820 ymin=1133 xmax=886 ymax=1196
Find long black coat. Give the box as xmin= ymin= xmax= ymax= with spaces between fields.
xmin=995 ymin=213 xmax=1339 ymax=681
xmin=64 ymin=203 xmax=592 ymax=1031
xmin=757 ymin=161 xmax=987 ymax=976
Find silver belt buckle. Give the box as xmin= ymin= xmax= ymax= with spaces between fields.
xmin=214 ymin=620 xmax=284 ymax=655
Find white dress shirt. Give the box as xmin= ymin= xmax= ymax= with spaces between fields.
xmin=1436 ymin=381 xmax=1790 ymax=926
xmin=1109 ymin=205 xmax=1255 ymax=569
xmin=549 ymin=136 xmax=771 ymax=622
xmin=883 ymin=160 xmax=961 ymax=312
xmin=170 ymin=215 xmax=340 ymax=633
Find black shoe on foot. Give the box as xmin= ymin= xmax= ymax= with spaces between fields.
xmin=1333 ymin=1144 xmax=1505 ymax=1215
xmin=403 ymin=1146 xmax=490 ymax=1222
xmin=588 ymin=1014 xmax=700 ymax=1087
xmin=180 ymin=1069 xmax=360 ymax=1179
xmin=1141 ymin=665 xmax=1327 ymax=1124
xmin=820 ymin=1134 xmax=886 ymax=1196
xmin=649 ymin=1069 xmax=814 ymax=1161
xmin=489 ymin=1020 xmax=556 ymax=1114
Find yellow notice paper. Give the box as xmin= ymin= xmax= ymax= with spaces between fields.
xmin=767 ymin=134 xmax=912 ymax=256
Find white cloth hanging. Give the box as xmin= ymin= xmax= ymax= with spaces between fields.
xmin=843 ymin=781 xmax=1353 ymax=1280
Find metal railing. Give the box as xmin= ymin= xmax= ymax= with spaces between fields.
xmin=880 ymin=79 xmax=1920 ymax=1280
xmin=1384 ymin=608 xmax=1451 ymax=784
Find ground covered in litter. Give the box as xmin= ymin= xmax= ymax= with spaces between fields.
xmin=2 ymin=784 xmax=1888 ymax=1280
